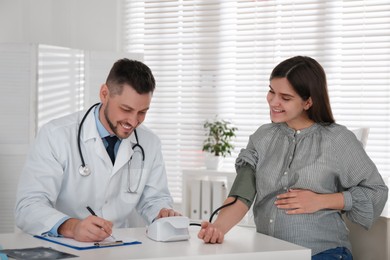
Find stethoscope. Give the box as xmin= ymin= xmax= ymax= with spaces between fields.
xmin=77 ymin=102 xmax=145 ymax=193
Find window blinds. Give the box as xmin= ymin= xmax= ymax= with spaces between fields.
xmin=37 ymin=44 xmax=84 ymax=130
xmin=122 ymin=0 xmax=390 ymax=202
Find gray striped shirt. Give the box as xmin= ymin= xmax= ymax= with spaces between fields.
xmin=235 ymin=122 xmax=388 ymax=255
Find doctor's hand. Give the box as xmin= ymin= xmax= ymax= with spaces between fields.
xmin=198 ymin=221 xmax=224 ymax=244
xmin=58 ymin=216 xmax=113 ymax=242
xmin=155 ymin=208 xmax=182 ymax=219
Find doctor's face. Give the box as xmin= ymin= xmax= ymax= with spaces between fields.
xmin=99 ymin=83 xmax=152 ymax=139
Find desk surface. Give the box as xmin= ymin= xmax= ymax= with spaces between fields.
xmin=0 ymin=226 xmax=310 ymax=260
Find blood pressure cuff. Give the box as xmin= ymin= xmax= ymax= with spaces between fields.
xmin=228 ymin=164 xmax=256 ymax=209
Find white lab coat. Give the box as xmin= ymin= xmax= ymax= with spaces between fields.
xmin=15 ymin=107 xmax=173 ymax=235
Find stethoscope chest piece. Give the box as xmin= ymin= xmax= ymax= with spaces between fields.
xmin=79 ymin=165 xmax=91 ymax=177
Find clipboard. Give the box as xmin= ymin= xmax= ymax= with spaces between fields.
xmin=34 ymin=235 xmax=141 ymax=250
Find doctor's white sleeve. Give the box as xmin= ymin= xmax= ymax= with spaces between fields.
xmin=14 ymin=124 xmax=69 ymax=235
xmin=135 ymin=141 xmax=174 ymax=224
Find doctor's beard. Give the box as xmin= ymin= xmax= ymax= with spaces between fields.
xmin=104 ymin=107 xmax=139 ymax=140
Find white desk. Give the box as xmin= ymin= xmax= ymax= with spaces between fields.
xmin=0 ymin=226 xmax=310 ymax=260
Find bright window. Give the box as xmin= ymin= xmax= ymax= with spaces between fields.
xmin=122 ymin=0 xmax=390 ymax=202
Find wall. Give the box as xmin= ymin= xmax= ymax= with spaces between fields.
xmin=0 ymin=0 xmax=121 ymax=52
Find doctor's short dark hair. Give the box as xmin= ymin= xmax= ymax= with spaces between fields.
xmin=270 ymin=55 xmax=335 ymax=125
xmin=106 ymin=58 xmax=156 ymax=95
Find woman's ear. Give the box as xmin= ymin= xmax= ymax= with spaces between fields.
xmin=304 ymin=97 xmax=313 ymax=110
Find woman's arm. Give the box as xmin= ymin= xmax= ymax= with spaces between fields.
xmin=198 ymin=196 xmax=249 ymax=243
xmin=198 ymin=163 xmax=256 ymax=243
xmin=336 ymin=130 xmax=388 ymax=229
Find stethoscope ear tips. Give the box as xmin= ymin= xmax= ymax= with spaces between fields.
xmin=79 ymin=165 xmax=91 ymax=176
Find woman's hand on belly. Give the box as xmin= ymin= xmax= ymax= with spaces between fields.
xmin=274 ymin=189 xmax=344 ymax=214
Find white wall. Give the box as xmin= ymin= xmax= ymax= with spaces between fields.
xmin=0 ymin=0 xmax=122 ymax=52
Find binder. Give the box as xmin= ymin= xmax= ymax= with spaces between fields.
xmin=201 ymin=180 xmax=212 ymax=221
xmin=211 ymin=180 xmax=227 ymax=218
xmin=34 ymin=235 xmax=141 ymax=250
xmin=190 ymin=179 xmax=201 ymax=220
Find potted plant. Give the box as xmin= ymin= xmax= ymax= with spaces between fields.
xmin=202 ymin=117 xmax=237 ymax=170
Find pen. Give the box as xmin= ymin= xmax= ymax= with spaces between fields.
xmin=86 ymin=206 xmax=117 ymax=240
xmin=86 ymin=206 xmax=97 ymax=216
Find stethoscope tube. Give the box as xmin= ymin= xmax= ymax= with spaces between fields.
xmin=132 ymin=130 xmax=145 ymax=161
xmin=78 ymin=102 xmax=100 ymax=176
xmin=126 ymin=128 xmax=145 ymax=193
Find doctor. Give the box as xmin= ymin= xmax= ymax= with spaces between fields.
xmin=15 ymin=58 xmax=180 ymax=242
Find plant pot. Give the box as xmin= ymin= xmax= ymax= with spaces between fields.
xmin=204 ymin=153 xmax=223 ymax=170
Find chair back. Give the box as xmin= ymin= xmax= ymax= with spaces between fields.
xmin=351 ymin=128 xmax=370 ymax=148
